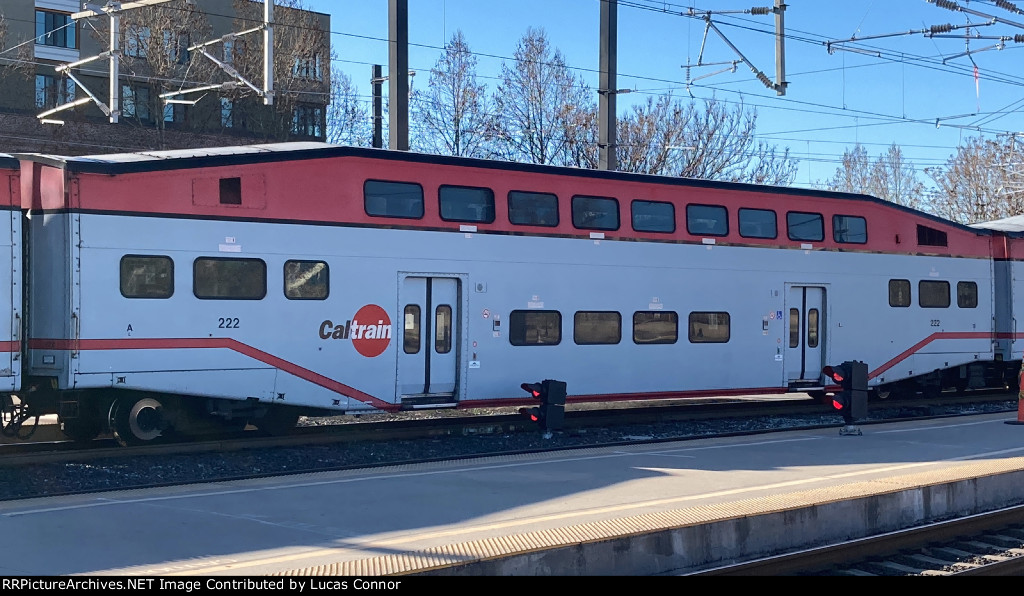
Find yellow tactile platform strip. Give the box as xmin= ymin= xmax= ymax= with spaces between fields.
xmin=274 ymin=454 xmax=1024 ymax=576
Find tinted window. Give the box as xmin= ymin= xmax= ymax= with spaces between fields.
xmin=633 ymin=311 xmax=678 ymax=344
xmin=738 ymin=208 xmax=777 ymax=239
xmin=919 ymin=280 xmax=950 ymax=308
xmin=508 ymin=191 xmax=559 ymax=227
xmin=889 ymin=279 xmax=911 ymax=307
xmin=574 ymin=311 xmax=621 ymax=345
xmin=631 ymin=200 xmax=675 ymax=233
xmin=509 ymin=310 xmax=562 ymax=346
xmin=787 ymin=211 xmax=824 ymax=242
xmin=917 ymin=225 xmax=948 ymax=247
xmin=403 ymin=305 xmax=421 ymax=354
xmin=364 ymin=180 xmax=424 ymax=219
xmin=435 ymin=305 xmax=453 ymax=353
xmin=688 ymin=312 xmax=730 ymax=343
xmin=957 ymin=281 xmax=978 ymax=308
xmin=284 ymin=260 xmax=328 ymax=300
xmin=439 ymin=185 xmax=495 ymax=223
xmin=686 ymin=204 xmax=728 ymax=236
xmin=572 ymin=196 xmax=619 ymax=230
xmin=833 ymin=215 xmax=867 ymax=244
xmin=120 ymin=255 xmax=173 ymax=299
xmin=194 ymin=257 xmax=266 ymax=300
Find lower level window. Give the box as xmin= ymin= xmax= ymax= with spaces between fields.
xmin=120 ymin=255 xmax=173 ymax=298
xmin=633 ymin=311 xmax=678 ymax=344
xmin=509 ymin=310 xmax=561 ymax=346
xmin=194 ymin=257 xmax=266 ymax=299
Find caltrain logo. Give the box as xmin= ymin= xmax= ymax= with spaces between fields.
xmin=319 ymin=304 xmax=393 ymax=357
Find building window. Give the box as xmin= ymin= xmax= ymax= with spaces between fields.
xmin=163 ymin=102 xmax=182 ymax=125
xmin=122 ymin=84 xmax=152 ymax=122
xmin=633 ymin=311 xmax=678 ymax=344
xmin=919 ymin=280 xmax=950 ymax=308
xmin=686 ymin=204 xmax=728 ymax=236
xmin=508 ymin=191 xmax=558 ymax=227
xmin=573 ymin=311 xmax=621 ymax=345
xmin=509 ymin=310 xmax=562 ymax=346
xmin=364 ymin=180 xmax=424 ymax=219
xmin=787 ymin=211 xmax=824 ymax=242
xmin=124 ymin=25 xmax=151 ymax=58
xmin=631 ymin=200 xmax=675 ymax=233
xmin=223 ymin=40 xmax=235 ymax=65
xmin=439 ymin=185 xmax=495 ymax=223
xmin=738 ymin=208 xmax=777 ymax=239
xmin=833 ymin=214 xmax=867 ymax=244
xmin=292 ymin=105 xmax=323 ymax=137
xmin=220 ymin=97 xmax=233 ymax=128
xmin=688 ymin=312 xmax=730 ymax=343
xmin=36 ymin=10 xmax=77 ymax=49
xmin=572 ymin=195 xmax=619 ymax=231
xmin=120 ymin=255 xmax=173 ymax=299
xmin=957 ymin=281 xmax=978 ymax=309
xmin=293 ymin=54 xmax=324 ymax=81
xmin=285 ymin=260 xmax=328 ymax=300
xmin=162 ymin=30 xmax=190 ymax=64
xmin=193 ymin=257 xmax=267 ymax=300
xmin=35 ymin=74 xmax=75 ymax=109
xmin=889 ymin=279 xmax=911 ymax=307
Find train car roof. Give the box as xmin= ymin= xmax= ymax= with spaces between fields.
xmin=972 ymin=215 xmax=1024 ymax=236
xmin=12 ymin=142 xmax=989 ymax=236
xmin=0 ymin=153 xmax=16 ymax=169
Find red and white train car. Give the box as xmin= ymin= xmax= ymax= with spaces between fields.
xmin=0 ymin=154 xmax=22 ymax=402
xmin=12 ymin=143 xmax=1016 ymax=445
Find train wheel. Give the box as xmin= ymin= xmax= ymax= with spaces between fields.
xmin=59 ymin=415 xmax=102 ymax=443
xmin=109 ymin=397 xmax=167 ymax=447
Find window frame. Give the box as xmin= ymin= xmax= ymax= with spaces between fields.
xmin=632 ymin=311 xmax=679 ymax=345
xmin=957 ymin=281 xmax=978 ymax=309
xmin=283 ymin=260 xmax=329 ymax=300
xmin=738 ymin=207 xmax=778 ymax=239
xmin=508 ymin=190 xmax=559 ymax=227
xmin=573 ymin=311 xmax=622 ymax=345
xmin=363 ymin=179 xmax=425 ymax=219
xmin=439 ymin=184 xmax=496 ymax=224
xmin=686 ymin=204 xmax=729 ymax=237
xmin=571 ymin=195 xmax=620 ymax=231
xmin=509 ymin=310 xmax=563 ymax=346
xmin=832 ymin=214 xmax=868 ymax=244
xmin=193 ymin=257 xmax=267 ymax=300
xmin=119 ymin=254 xmax=174 ymax=299
xmin=889 ymin=279 xmax=911 ymax=308
xmin=631 ymin=200 xmax=676 ymax=233
xmin=919 ymin=280 xmax=951 ymax=308
xmin=787 ymin=211 xmax=825 ymax=242
xmin=687 ymin=311 xmax=731 ymax=344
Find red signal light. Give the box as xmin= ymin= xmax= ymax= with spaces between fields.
xmin=832 ymin=399 xmax=843 ymax=410
xmin=521 ymin=382 xmax=542 ymax=398
xmin=822 ymin=366 xmax=843 ymax=383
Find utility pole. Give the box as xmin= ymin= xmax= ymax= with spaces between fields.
xmin=372 ymin=65 xmax=384 ymax=149
xmin=598 ymin=0 xmax=618 ymax=171
xmin=389 ymin=0 xmax=409 ymax=151
xmin=775 ymin=0 xmax=787 ymax=96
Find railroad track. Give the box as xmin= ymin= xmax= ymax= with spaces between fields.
xmin=688 ymin=504 xmax=1024 ymax=576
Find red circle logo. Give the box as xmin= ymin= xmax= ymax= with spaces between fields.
xmin=351 ymin=304 xmax=392 ymax=357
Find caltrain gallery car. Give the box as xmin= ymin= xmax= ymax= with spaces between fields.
xmin=6 ymin=142 xmax=1019 ymax=445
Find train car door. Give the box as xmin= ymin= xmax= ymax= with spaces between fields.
xmin=0 ymin=168 xmax=19 ymax=390
xmin=786 ymin=285 xmax=825 ymax=385
xmin=397 ymin=275 xmax=461 ymax=404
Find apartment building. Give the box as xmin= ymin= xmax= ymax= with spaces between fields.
xmin=0 ymin=0 xmax=330 ymax=154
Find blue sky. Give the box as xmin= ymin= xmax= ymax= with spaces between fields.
xmin=304 ymin=0 xmax=1024 ymax=188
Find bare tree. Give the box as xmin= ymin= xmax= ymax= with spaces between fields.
xmin=926 ymin=136 xmax=1023 ymax=224
xmin=413 ymin=30 xmax=490 ymax=158
xmin=327 ymin=68 xmax=370 ymax=146
xmin=616 ymin=94 xmax=692 ymax=175
xmin=826 ymin=143 xmax=927 ymax=209
xmin=489 ymin=27 xmax=594 ymax=166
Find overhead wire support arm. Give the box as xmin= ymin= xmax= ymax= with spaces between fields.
xmin=703 ymin=17 xmax=783 ymax=93
xmin=928 ymin=0 xmax=1024 ymax=30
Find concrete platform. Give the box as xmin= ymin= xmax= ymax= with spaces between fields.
xmin=4 ymin=411 xmax=1024 ymax=576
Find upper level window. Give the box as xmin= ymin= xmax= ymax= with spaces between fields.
xmin=120 ymin=255 xmax=173 ymax=299
xmin=293 ymin=54 xmax=324 ymax=81
xmin=631 ymin=200 xmax=675 ymax=233
xmin=572 ymin=195 xmax=619 ymax=231
xmin=787 ymin=211 xmax=824 ymax=242
xmin=36 ymin=10 xmax=77 ymax=49
xmin=439 ymin=185 xmax=495 ymax=223
xmin=919 ymin=280 xmax=950 ymax=308
xmin=35 ymin=74 xmax=75 ymax=109
xmin=833 ymin=214 xmax=867 ymax=244
xmin=738 ymin=208 xmax=777 ymax=239
xmin=508 ymin=191 xmax=559 ymax=227
xmin=292 ymin=105 xmax=323 ymax=137
xmin=686 ymin=204 xmax=728 ymax=236
xmin=917 ymin=224 xmax=948 ymax=247
xmin=124 ymin=25 xmax=151 ymax=58
xmin=194 ymin=257 xmax=266 ymax=300
xmin=364 ymin=180 xmax=424 ymax=219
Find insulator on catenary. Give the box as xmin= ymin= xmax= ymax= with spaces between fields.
xmin=930 ymin=23 xmax=954 ymax=34
xmin=933 ymin=0 xmax=961 ymax=11
xmin=1016 ymin=34 xmax=1024 ymax=43
xmin=750 ymin=6 xmax=772 ymax=15
xmin=756 ymin=72 xmax=774 ymax=89
xmin=996 ymin=0 xmax=1023 ymax=14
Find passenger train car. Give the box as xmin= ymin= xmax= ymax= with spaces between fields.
xmin=5 ymin=142 xmax=1020 ymax=445
xmin=0 ymin=155 xmax=21 ymax=403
